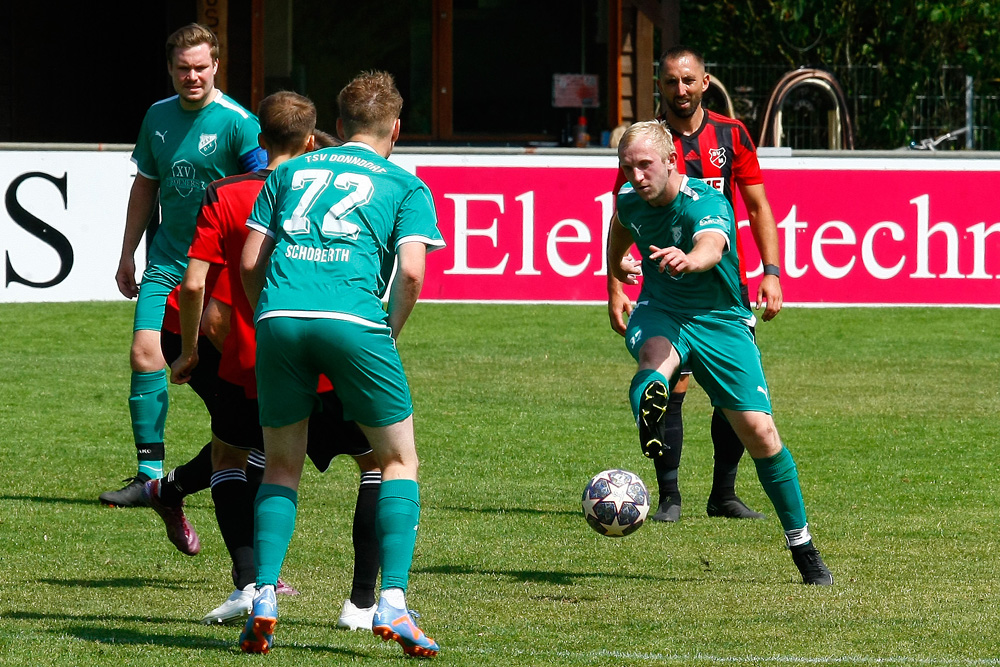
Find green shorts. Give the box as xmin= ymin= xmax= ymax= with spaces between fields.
xmin=133 ymin=264 xmax=182 ymax=332
xmin=625 ymin=302 xmax=772 ymax=413
xmin=255 ymin=315 xmax=413 ymax=429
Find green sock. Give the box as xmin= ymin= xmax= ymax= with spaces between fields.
xmin=129 ymin=370 xmax=168 ymax=479
xmin=254 ymin=484 xmax=298 ymax=587
xmin=377 ymin=479 xmax=420 ymax=592
xmin=753 ymin=446 xmax=808 ymax=533
xmin=629 ymin=369 xmax=669 ymax=421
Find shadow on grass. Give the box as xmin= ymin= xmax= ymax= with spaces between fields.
xmin=0 ymin=494 xmax=108 ymax=506
xmin=433 ymin=505 xmax=578 ymax=517
xmin=6 ymin=612 xmax=368 ymax=657
xmin=37 ymin=577 xmax=211 ymax=590
xmin=415 ymin=563 xmax=672 ymax=585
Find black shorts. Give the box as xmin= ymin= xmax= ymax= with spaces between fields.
xmin=160 ymin=330 xmax=229 ymax=436
xmin=211 ymin=382 xmax=371 ymax=473
xmin=161 ymin=331 xmax=369 ymax=471
xmin=306 ymin=391 xmax=373 ymax=472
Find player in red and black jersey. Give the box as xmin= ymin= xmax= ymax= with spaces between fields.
xmin=152 ymin=94 xmax=382 ymax=630
xmin=609 ymin=46 xmax=783 ymax=524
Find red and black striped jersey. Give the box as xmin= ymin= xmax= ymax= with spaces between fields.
xmin=670 ymin=110 xmax=763 ymax=208
xmin=612 ymin=110 xmax=763 ymax=208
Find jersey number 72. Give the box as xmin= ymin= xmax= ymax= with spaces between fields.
xmin=282 ymin=169 xmax=374 ymax=240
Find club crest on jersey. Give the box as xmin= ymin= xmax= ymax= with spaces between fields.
xmin=167 ymin=159 xmax=201 ymax=197
xmin=671 ymin=226 xmax=683 ymax=244
xmin=709 ymin=147 xmax=727 ymax=168
xmin=198 ymin=133 xmax=219 ymax=156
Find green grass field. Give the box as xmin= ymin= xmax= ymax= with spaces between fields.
xmin=1 ymin=301 xmax=998 ymax=666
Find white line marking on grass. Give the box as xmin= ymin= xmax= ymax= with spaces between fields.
xmin=450 ymin=646 xmax=1000 ymax=666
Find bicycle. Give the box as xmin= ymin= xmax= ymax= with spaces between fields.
xmin=902 ymin=126 xmax=969 ymax=150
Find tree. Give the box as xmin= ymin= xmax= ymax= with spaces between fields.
xmin=678 ymin=0 xmax=1000 ymax=149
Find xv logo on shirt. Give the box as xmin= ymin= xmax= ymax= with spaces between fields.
xmin=167 ymin=159 xmax=201 ymax=197
xmin=198 ymin=133 xmax=219 ymax=156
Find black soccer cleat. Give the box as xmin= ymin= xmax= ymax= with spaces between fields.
xmin=706 ymin=496 xmax=765 ymax=520
xmin=638 ymin=380 xmax=670 ymax=459
xmin=791 ymin=542 xmax=834 ymax=586
xmin=650 ymin=497 xmax=681 ymax=523
xmin=99 ymin=476 xmax=151 ymax=507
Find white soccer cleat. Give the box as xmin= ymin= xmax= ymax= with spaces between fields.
xmin=335 ymin=599 xmax=377 ymax=631
xmin=201 ymin=585 xmax=254 ymax=625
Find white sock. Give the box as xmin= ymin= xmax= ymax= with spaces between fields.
xmin=380 ymin=587 xmax=406 ymax=608
xmin=785 ymin=524 xmax=812 ymax=548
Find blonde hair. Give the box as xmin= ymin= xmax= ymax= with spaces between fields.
xmin=617 ymin=120 xmax=676 ymax=160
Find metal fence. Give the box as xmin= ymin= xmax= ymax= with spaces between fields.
xmin=655 ymin=62 xmax=1000 ymax=151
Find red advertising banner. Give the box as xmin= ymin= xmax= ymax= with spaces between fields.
xmin=410 ymin=156 xmax=1000 ymax=306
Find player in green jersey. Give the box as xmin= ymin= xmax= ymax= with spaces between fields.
xmin=608 ymin=120 xmax=833 ymax=586
xmin=238 ymin=71 xmax=443 ymax=657
xmin=102 ymin=24 xmax=266 ymax=507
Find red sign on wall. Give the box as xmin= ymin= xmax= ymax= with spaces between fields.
xmin=410 ymin=156 xmax=1000 ymax=307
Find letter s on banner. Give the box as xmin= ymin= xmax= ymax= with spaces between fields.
xmin=5 ymin=172 xmax=73 ymax=288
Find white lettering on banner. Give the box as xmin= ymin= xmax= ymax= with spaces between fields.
xmin=812 ymin=220 xmax=856 ymax=279
xmin=862 ymin=221 xmax=906 ymax=279
xmin=444 ymin=190 xmax=612 ymax=277
xmin=778 ymin=205 xmax=809 ymax=279
xmin=967 ymin=221 xmax=1000 ymax=279
xmin=439 ymin=188 xmax=999 ymax=284
xmin=514 ymin=191 xmax=540 ymax=276
xmin=547 ymin=219 xmax=591 ymax=277
xmin=444 ymin=193 xmax=508 ymax=275
xmin=592 ymin=191 xmax=614 ymax=276
xmin=774 ymin=197 xmax=1000 ymax=282
xmin=910 ymin=194 xmax=962 ymax=279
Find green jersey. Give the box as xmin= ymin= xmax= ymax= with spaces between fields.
xmin=616 ymin=175 xmax=750 ymax=320
xmin=132 ymin=92 xmax=262 ymax=277
xmin=248 ymin=142 xmax=445 ymax=326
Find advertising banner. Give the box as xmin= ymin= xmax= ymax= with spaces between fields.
xmin=1 ymin=150 xmax=998 ymax=306
xmin=0 ymin=150 xmax=136 ymax=303
xmin=393 ymin=153 xmax=1000 ymax=307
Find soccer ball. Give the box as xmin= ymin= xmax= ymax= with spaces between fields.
xmin=581 ymin=469 xmax=650 ymax=537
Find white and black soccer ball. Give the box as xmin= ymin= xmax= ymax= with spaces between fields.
xmin=582 ymin=469 xmax=650 ymax=537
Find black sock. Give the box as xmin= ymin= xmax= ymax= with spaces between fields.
xmin=653 ymin=391 xmax=685 ymax=505
xmin=246 ymin=449 xmax=265 ymax=497
xmin=709 ymin=408 xmax=745 ymax=500
xmin=159 ymin=441 xmax=212 ymax=506
xmin=350 ymin=470 xmax=381 ymax=608
xmin=211 ymin=467 xmax=256 ymax=590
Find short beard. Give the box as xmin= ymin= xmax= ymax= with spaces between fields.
xmin=667 ymin=101 xmax=698 ymax=119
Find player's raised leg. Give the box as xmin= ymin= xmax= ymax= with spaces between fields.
xmin=627 ymin=334 xmax=682 ymax=523
xmin=647 ymin=374 xmax=687 ymax=522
